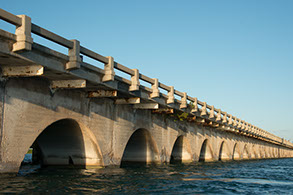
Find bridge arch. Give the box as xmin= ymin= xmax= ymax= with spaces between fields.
xmin=273 ymin=147 xmax=277 ymax=157
xmin=259 ymin=145 xmax=265 ymax=158
xmin=242 ymin=144 xmax=249 ymax=159
xmin=274 ymin=147 xmax=278 ymax=158
xmin=232 ymin=143 xmax=241 ymax=160
xmin=250 ymin=145 xmax=257 ymax=159
xmin=263 ymin=146 xmax=270 ymax=158
xmin=269 ymin=146 xmax=274 ymax=158
xmin=120 ymin=128 xmax=159 ymax=166
xmin=199 ymin=139 xmax=213 ymax=162
xmin=26 ymin=118 xmax=103 ymax=168
xmin=170 ymin=135 xmax=192 ymax=164
xmin=218 ymin=141 xmax=230 ymax=161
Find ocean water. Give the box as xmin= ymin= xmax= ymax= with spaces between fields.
xmin=0 ymin=157 xmax=292 ymax=194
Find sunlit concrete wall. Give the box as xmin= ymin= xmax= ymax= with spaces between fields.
xmin=0 ymin=77 xmax=292 ymax=173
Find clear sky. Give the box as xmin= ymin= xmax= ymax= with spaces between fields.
xmin=1 ymin=0 xmax=293 ymax=141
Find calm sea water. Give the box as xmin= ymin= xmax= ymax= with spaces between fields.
xmin=0 ymin=157 xmax=292 ymax=194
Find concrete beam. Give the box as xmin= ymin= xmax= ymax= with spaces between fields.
xmin=196 ymin=118 xmax=205 ymax=124
xmin=1 ymin=65 xmax=43 ymax=77
xmin=88 ymin=90 xmax=117 ymax=98
xmin=208 ymin=121 xmax=219 ymax=127
xmin=115 ymin=97 xmax=140 ymax=104
xmin=51 ymin=79 xmax=86 ymax=89
xmin=187 ymin=116 xmax=196 ymax=122
xmin=152 ymin=108 xmax=174 ymax=114
xmin=133 ymin=103 xmax=159 ymax=109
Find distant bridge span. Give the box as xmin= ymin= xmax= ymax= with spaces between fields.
xmin=0 ymin=9 xmax=292 ymax=173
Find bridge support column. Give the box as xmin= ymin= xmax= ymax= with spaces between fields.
xmin=0 ymin=80 xmax=14 ymax=173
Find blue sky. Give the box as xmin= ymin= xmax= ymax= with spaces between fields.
xmin=1 ymin=1 xmax=293 ymax=141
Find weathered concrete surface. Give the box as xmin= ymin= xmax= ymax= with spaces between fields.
xmin=0 ymin=14 xmax=292 ymax=173
xmin=0 ymin=77 xmax=292 ymax=173
xmin=0 ymin=79 xmax=4 ymax=170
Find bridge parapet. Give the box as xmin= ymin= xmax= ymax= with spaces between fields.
xmin=0 ymin=8 xmax=292 ymax=149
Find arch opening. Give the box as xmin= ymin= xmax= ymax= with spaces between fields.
xmin=21 ymin=119 xmax=103 ymax=169
xmin=232 ymin=143 xmax=241 ymax=160
xmin=199 ymin=139 xmax=213 ymax=162
xmin=258 ymin=146 xmax=263 ymax=158
xmin=170 ymin=136 xmax=192 ymax=164
xmin=265 ymin=148 xmax=270 ymax=158
xmin=219 ymin=141 xmax=230 ymax=161
xmin=242 ymin=144 xmax=249 ymax=159
xmin=250 ymin=145 xmax=255 ymax=159
xmin=121 ymin=129 xmax=159 ymax=167
xmin=251 ymin=145 xmax=258 ymax=159
xmin=273 ymin=148 xmax=277 ymax=158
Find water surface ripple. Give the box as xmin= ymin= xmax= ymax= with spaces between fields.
xmin=0 ymin=158 xmax=292 ymax=194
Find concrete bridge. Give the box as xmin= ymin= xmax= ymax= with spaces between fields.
xmin=0 ymin=9 xmax=292 ymax=173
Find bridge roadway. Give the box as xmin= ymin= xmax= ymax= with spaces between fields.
xmin=0 ymin=9 xmax=292 ymax=173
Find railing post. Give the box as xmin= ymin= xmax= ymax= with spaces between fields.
xmin=167 ymin=86 xmax=175 ymax=104
xmin=180 ymin=92 xmax=187 ymax=109
xmin=209 ymin=105 xmax=215 ymax=119
xmin=13 ymin=15 xmax=33 ymax=52
xmin=233 ymin=117 xmax=238 ymax=127
xmin=201 ymin=102 xmax=207 ymax=116
xmin=246 ymin=123 xmax=250 ymax=132
xmin=129 ymin=69 xmax=140 ymax=91
xmin=222 ymin=112 xmax=227 ymax=124
xmin=237 ymin=119 xmax=242 ymax=129
xmin=228 ymin=114 xmax=233 ymax=125
xmin=244 ymin=122 xmax=248 ymax=131
xmin=102 ymin=56 xmax=115 ymax=82
xmin=66 ymin=39 xmax=81 ymax=70
xmin=150 ymin=78 xmax=159 ymax=98
xmin=191 ymin=97 xmax=198 ymax=113
xmin=216 ymin=109 xmax=222 ymax=122
xmin=241 ymin=120 xmax=246 ymax=130
xmin=247 ymin=123 xmax=251 ymax=133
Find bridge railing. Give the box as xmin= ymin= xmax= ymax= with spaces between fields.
xmin=0 ymin=8 xmax=292 ymax=148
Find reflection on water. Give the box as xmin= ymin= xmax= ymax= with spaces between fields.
xmin=0 ymin=158 xmax=292 ymax=194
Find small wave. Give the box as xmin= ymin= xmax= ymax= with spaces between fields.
xmin=221 ymin=178 xmax=293 ymax=185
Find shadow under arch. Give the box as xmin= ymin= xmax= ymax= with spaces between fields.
xmin=22 ymin=118 xmax=103 ymax=169
xmin=232 ymin=143 xmax=241 ymax=160
xmin=264 ymin=147 xmax=269 ymax=158
xmin=242 ymin=144 xmax=249 ymax=159
xmin=120 ymin=128 xmax=159 ymax=167
xmin=251 ymin=145 xmax=258 ymax=159
xmin=170 ymin=135 xmax=192 ymax=164
xmin=219 ymin=141 xmax=230 ymax=161
xmin=199 ymin=139 xmax=213 ymax=162
xmin=270 ymin=147 xmax=275 ymax=158
xmin=273 ymin=147 xmax=278 ymax=158
xmin=259 ymin=145 xmax=265 ymax=158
